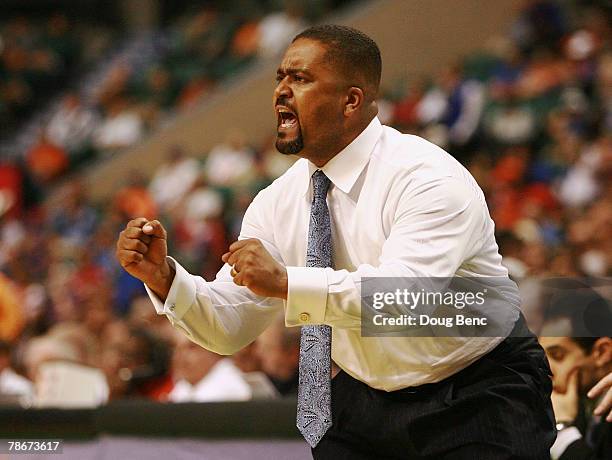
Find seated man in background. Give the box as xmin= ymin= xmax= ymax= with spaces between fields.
xmin=538 ymin=288 xmax=612 ymax=459
xmin=0 ymin=340 xmax=33 ymax=403
xmin=256 ymin=313 xmax=300 ymax=396
xmin=168 ymin=331 xmax=252 ymax=402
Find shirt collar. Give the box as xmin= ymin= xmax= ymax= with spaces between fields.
xmin=303 ymin=116 xmax=382 ymax=196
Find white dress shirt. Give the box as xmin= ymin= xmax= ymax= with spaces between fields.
xmin=147 ymin=117 xmax=520 ymax=391
xmin=168 ymin=358 xmax=252 ymax=403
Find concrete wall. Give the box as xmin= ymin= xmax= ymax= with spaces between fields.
xmin=82 ymin=0 xmax=522 ymax=201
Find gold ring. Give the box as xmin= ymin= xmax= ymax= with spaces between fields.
xmin=230 ymin=267 xmax=238 ymax=277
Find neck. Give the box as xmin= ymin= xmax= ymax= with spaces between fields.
xmin=307 ymin=115 xmax=375 ymax=167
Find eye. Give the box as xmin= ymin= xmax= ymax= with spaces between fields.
xmin=275 ymin=74 xmax=284 ymax=83
xmin=294 ymin=75 xmax=305 ymax=82
xmin=547 ymin=348 xmax=567 ymax=362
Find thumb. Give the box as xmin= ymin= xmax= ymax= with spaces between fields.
xmin=142 ymin=220 xmax=167 ymax=239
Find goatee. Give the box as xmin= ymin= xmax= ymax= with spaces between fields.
xmin=276 ymin=132 xmax=304 ymax=155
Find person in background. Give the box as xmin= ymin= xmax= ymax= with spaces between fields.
xmin=588 ymin=372 xmax=612 ymax=423
xmin=538 ymin=288 xmax=612 ymax=460
xmin=0 ymin=340 xmax=33 ymax=401
xmin=168 ymin=331 xmax=251 ymax=403
xmin=256 ymin=313 xmax=300 ymax=396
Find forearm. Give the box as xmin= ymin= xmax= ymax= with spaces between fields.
xmin=146 ymin=257 xmax=284 ymax=354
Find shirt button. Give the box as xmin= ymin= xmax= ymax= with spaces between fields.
xmin=299 ymin=312 xmax=310 ymax=322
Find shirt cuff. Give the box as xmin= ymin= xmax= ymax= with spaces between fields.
xmin=144 ymin=256 xmax=196 ymax=322
xmin=550 ymin=426 xmax=582 ymax=460
xmin=285 ymin=266 xmax=328 ymax=326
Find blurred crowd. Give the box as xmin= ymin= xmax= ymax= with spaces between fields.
xmin=0 ymin=0 xmax=610 ymax=424
xmin=1 ymin=0 xmax=345 ymax=193
xmin=0 ymin=12 xmax=115 ymax=144
xmin=0 ymin=0 xmax=350 ymax=406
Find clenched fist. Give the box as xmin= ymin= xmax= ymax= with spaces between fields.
xmin=116 ymin=218 xmax=174 ymax=300
xmin=222 ymin=239 xmax=288 ymax=299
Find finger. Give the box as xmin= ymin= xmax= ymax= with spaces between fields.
xmin=588 ymin=372 xmax=612 ymax=398
xmin=226 ymin=248 xmax=248 ymax=267
xmin=566 ymin=368 xmax=579 ymax=395
xmin=228 ymin=239 xmax=258 ymax=252
xmin=120 ymin=238 xmax=149 ymax=254
xmin=122 ymin=227 xmax=152 ymax=243
xmin=232 ymin=272 xmax=245 ymax=287
xmin=221 ymin=252 xmax=231 ymax=263
xmin=117 ymin=249 xmax=144 ymax=265
xmin=127 ymin=217 xmax=148 ymax=228
xmin=142 ymin=220 xmax=167 ymax=239
xmin=593 ymin=388 xmax=612 ymax=418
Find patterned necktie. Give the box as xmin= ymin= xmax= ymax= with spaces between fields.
xmin=296 ymin=170 xmax=333 ymax=448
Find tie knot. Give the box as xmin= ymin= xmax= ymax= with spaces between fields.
xmin=312 ymin=170 xmax=331 ymax=199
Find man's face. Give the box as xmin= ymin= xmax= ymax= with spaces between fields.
xmin=255 ymin=327 xmax=299 ymax=380
xmin=273 ymin=38 xmax=347 ymax=158
xmin=172 ymin=336 xmax=214 ymax=384
xmin=540 ymin=335 xmax=588 ymax=393
xmin=539 ymin=317 xmax=597 ymax=393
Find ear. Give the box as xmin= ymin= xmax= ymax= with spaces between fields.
xmin=344 ymin=87 xmax=364 ymax=117
xmin=591 ymin=337 xmax=612 ymax=367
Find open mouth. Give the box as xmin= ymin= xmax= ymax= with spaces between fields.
xmin=277 ymin=106 xmax=298 ymax=130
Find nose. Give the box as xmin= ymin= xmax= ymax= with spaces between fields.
xmin=274 ymin=76 xmax=292 ymax=101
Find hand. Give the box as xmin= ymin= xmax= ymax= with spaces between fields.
xmin=222 ymin=239 xmax=288 ymax=299
xmin=588 ymin=371 xmax=612 ymax=422
xmin=116 ymin=218 xmax=174 ymax=299
xmin=551 ymin=369 xmax=580 ymax=423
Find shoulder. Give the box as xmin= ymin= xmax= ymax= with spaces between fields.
xmin=373 ymin=126 xmax=483 ymax=201
xmin=375 ymin=126 xmax=463 ymax=176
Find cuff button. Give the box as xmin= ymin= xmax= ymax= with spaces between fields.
xmin=299 ymin=312 xmax=310 ymax=322
xmin=169 ymin=304 xmax=176 ymax=312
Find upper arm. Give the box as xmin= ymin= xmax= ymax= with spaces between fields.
xmin=378 ymin=176 xmax=485 ymax=277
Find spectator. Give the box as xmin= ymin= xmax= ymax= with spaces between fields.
xmin=99 ymin=321 xmax=171 ymax=401
xmin=204 ymin=130 xmax=255 ymax=187
xmin=539 ymin=287 xmax=612 ymax=459
xmin=0 ymin=272 xmax=24 ymax=342
xmin=0 ymin=340 xmax=33 ymax=402
xmin=93 ymin=97 xmax=143 ymax=152
xmin=45 ymin=93 xmax=98 ymax=154
xmin=148 ymin=146 xmax=201 ymax=213
xmin=113 ymin=173 xmax=158 ymax=220
xmin=25 ymin=134 xmax=69 ymax=184
xmin=168 ymin=331 xmax=251 ymax=402
xmin=257 ymin=2 xmax=306 ymax=58
xmin=255 ymin=314 xmax=300 ymax=396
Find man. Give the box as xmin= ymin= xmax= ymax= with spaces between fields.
xmin=117 ymin=25 xmax=555 ymax=458
xmin=0 ymin=340 xmax=33 ymax=402
xmin=256 ymin=313 xmax=300 ymax=396
xmin=168 ymin=330 xmax=252 ymax=403
xmin=539 ymin=289 xmax=612 ymax=459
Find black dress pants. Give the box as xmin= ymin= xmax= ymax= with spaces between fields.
xmin=312 ymin=315 xmax=556 ymax=460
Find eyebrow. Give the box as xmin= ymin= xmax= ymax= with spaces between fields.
xmin=545 ymin=345 xmax=565 ymax=353
xmin=276 ymin=67 xmax=312 ymax=76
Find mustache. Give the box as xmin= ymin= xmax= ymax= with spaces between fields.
xmin=275 ymin=97 xmax=297 ymax=114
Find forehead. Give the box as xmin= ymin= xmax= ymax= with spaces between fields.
xmin=278 ymin=38 xmax=330 ymax=72
xmin=539 ymin=335 xmax=578 ymax=351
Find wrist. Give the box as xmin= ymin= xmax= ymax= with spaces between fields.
xmin=556 ymin=421 xmax=575 ymax=431
xmin=278 ymin=267 xmax=288 ymax=300
xmin=150 ymin=261 xmax=175 ymax=300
